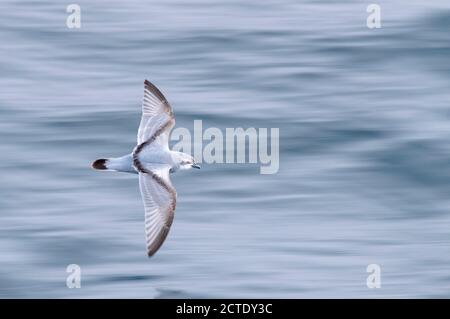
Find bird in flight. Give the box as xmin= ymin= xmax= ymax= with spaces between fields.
xmin=92 ymin=80 xmax=200 ymax=257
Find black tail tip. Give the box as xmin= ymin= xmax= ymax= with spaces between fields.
xmin=92 ymin=159 xmax=108 ymax=170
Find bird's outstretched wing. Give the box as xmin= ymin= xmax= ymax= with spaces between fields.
xmin=138 ymin=163 xmax=177 ymax=257
xmin=137 ymin=80 xmax=175 ymax=148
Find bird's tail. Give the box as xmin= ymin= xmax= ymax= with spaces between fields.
xmin=92 ymin=158 xmax=109 ymax=170
xmin=91 ymin=155 xmax=136 ymax=173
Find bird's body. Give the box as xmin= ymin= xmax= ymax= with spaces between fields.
xmin=94 ymin=149 xmax=185 ymax=174
xmin=92 ymin=80 xmax=199 ymax=257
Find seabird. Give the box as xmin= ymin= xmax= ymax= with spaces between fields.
xmin=92 ymin=80 xmax=200 ymax=257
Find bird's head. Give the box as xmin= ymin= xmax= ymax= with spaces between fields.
xmin=174 ymin=152 xmax=201 ymax=170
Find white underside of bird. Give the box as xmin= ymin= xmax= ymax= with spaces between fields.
xmin=92 ymin=80 xmax=200 ymax=257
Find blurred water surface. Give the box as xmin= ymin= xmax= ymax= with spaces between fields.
xmin=1 ymin=0 xmax=450 ymax=298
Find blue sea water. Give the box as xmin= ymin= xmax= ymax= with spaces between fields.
xmin=1 ymin=0 xmax=450 ymax=298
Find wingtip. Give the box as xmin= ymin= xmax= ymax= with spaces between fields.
xmin=143 ymin=79 xmax=167 ymax=103
xmin=144 ymin=79 xmax=154 ymax=88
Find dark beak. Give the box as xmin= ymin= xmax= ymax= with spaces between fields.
xmin=191 ymin=164 xmax=201 ymax=169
